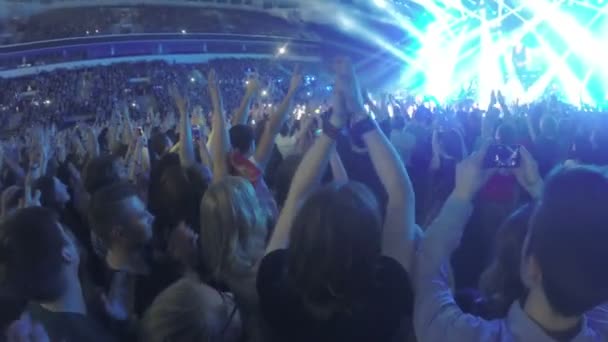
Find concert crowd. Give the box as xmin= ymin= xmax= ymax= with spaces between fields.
xmin=2 ymin=54 xmax=608 ymax=342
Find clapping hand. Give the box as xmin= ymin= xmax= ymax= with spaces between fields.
xmin=334 ymin=57 xmax=365 ymax=119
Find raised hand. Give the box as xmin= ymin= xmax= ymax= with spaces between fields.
xmin=490 ymin=90 xmax=497 ymax=105
xmin=207 ymin=69 xmax=222 ymax=109
xmin=288 ymin=65 xmax=303 ymax=95
xmin=497 ymin=90 xmax=506 ymax=105
xmin=169 ymin=83 xmax=188 ymax=116
xmin=329 ymin=74 xmax=348 ymax=129
xmin=334 ymin=57 xmax=365 ymax=117
xmin=453 ymin=141 xmax=496 ymax=201
xmin=245 ymin=74 xmax=261 ymax=96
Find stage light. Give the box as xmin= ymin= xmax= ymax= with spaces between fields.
xmin=261 ymin=90 xmax=268 ymax=97
xmin=278 ymin=46 xmax=286 ymax=55
xmin=373 ymin=0 xmax=387 ymax=9
xmin=181 ymin=29 xmax=187 ymax=34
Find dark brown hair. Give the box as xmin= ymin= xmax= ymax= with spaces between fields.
xmin=0 ymin=207 xmax=66 ymax=302
xmin=286 ymin=182 xmax=382 ymax=314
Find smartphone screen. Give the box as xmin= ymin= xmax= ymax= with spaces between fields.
xmin=483 ymin=144 xmax=521 ymax=169
xmin=192 ymin=126 xmax=201 ymax=141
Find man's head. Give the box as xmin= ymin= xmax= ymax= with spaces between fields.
xmin=521 ymin=166 xmax=608 ymax=318
xmin=540 ymin=115 xmax=558 ymax=138
xmin=0 ymin=207 xmax=79 ymax=302
xmin=88 ymin=182 xmax=154 ymax=251
xmin=83 ymin=155 xmax=125 ymax=194
xmin=392 ymin=115 xmax=406 ymax=131
xmin=229 ymin=124 xmax=255 ymax=156
xmin=149 ymin=132 xmax=173 ymax=158
xmin=34 ymin=176 xmax=71 ymax=209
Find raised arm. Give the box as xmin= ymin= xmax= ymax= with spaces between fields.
xmin=430 ymin=129 xmax=441 ymax=171
xmin=197 ymin=138 xmax=212 ymax=171
xmin=231 ymin=76 xmax=259 ymax=126
xmin=414 ymin=143 xmax=499 ymax=342
xmin=254 ymin=66 xmax=302 ymax=171
xmin=83 ymin=126 xmax=100 ymax=161
xmin=207 ymin=70 xmax=229 ymax=183
xmin=345 ymin=64 xmax=419 ymax=273
xmin=497 ymin=90 xmax=511 ymax=117
xmin=329 ymin=149 xmax=348 ymax=183
xmin=526 ymin=113 xmax=538 ymax=142
xmin=170 ymin=84 xmax=195 ymax=168
xmin=266 ymin=84 xmax=347 ymax=254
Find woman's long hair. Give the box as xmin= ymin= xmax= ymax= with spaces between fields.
xmin=286 ymin=182 xmax=382 ymax=317
xmin=478 ymin=204 xmax=534 ymax=318
xmin=199 ymin=177 xmax=269 ymax=282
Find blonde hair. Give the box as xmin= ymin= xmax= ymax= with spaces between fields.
xmin=140 ymin=278 xmax=239 ymax=342
xmin=200 ymin=177 xmax=268 ymax=281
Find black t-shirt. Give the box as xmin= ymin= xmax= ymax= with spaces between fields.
xmin=257 ymin=250 xmax=413 ymax=342
xmin=103 ymin=253 xmax=182 ymax=318
xmin=28 ymin=303 xmax=117 ymax=342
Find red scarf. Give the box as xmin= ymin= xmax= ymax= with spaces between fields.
xmin=229 ymin=151 xmax=261 ymax=183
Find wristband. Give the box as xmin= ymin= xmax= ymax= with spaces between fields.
xmin=350 ymin=117 xmax=377 ymax=148
xmin=322 ymin=119 xmax=342 ymax=140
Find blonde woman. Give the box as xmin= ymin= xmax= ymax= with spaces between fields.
xmin=140 ymin=278 xmax=241 ymax=342
xmin=198 ymin=70 xmax=272 ymax=341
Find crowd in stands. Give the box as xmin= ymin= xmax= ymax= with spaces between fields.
xmin=3 ymin=6 xmax=314 ymax=45
xmin=2 ymin=54 xmax=608 ymax=342
xmin=0 ymin=58 xmax=328 ymax=133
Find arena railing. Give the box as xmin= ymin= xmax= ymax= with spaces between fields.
xmin=0 ymin=33 xmax=321 ymax=75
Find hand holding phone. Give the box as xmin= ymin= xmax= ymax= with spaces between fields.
xmin=483 ymin=144 xmax=521 ymax=169
xmin=192 ymin=126 xmax=201 ymax=141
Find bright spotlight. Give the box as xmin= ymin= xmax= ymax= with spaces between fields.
xmin=181 ymin=29 xmax=187 ymax=34
xmin=373 ymin=0 xmax=387 ymax=9
xmin=190 ymin=78 xmax=196 ymax=83
xmin=278 ymin=46 xmax=287 ymax=55
xmin=261 ymin=90 xmax=268 ymax=97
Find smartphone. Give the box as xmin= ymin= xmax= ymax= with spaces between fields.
xmin=483 ymin=144 xmax=521 ymax=169
xmin=192 ymin=126 xmax=201 ymax=141
xmin=137 ymin=126 xmax=144 ymax=136
xmin=314 ymin=128 xmax=322 ymax=137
